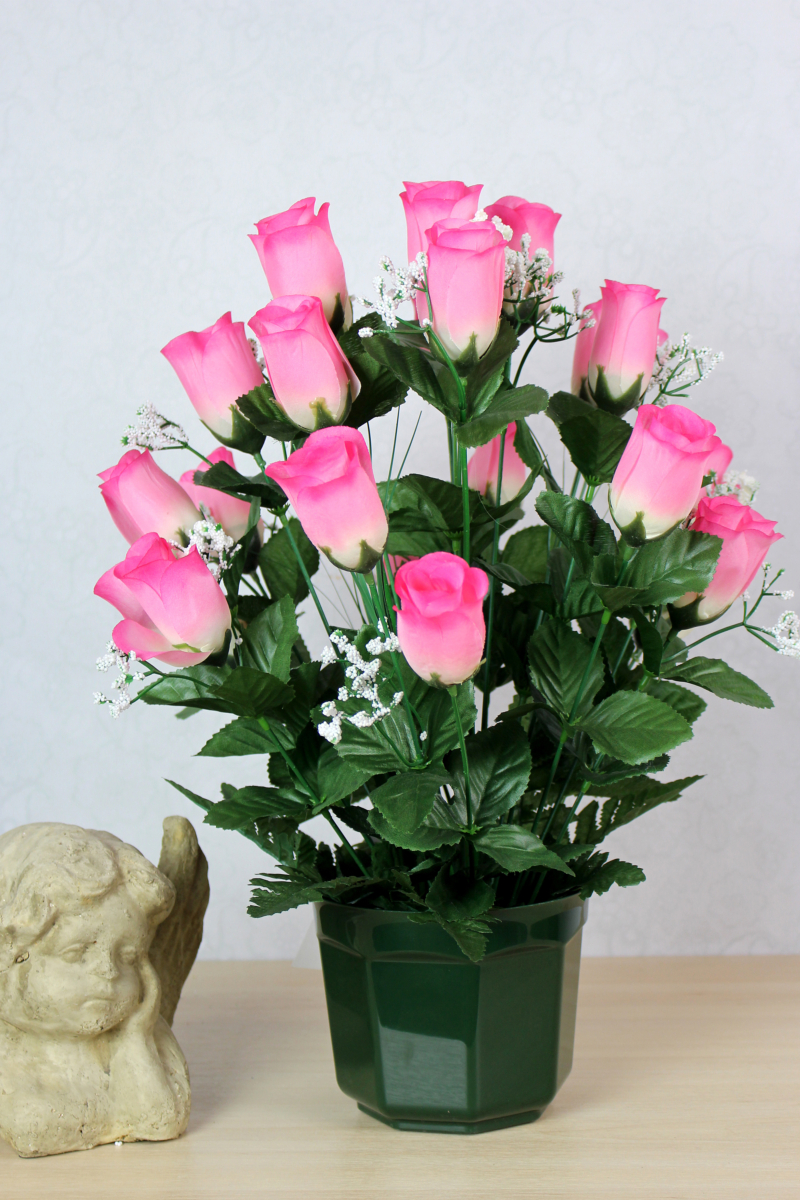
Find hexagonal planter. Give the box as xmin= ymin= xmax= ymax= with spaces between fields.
xmin=315 ymin=893 xmax=587 ymax=1133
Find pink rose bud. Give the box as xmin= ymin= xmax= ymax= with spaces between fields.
xmin=161 ymin=312 xmax=264 ymax=442
xmin=99 ymin=449 xmax=201 ymax=547
xmin=570 ymin=299 xmax=602 ymax=396
xmin=249 ymin=295 xmax=360 ymax=432
xmin=588 ymin=281 xmax=666 ymax=412
xmin=249 ymin=198 xmax=351 ymax=329
xmin=610 ymin=404 xmax=724 ymax=544
xmin=426 ymin=219 xmax=506 ymax=361
xmin=671 ymin=495 xmax=782 ymax=625
xmin=400 ymin=180 xmax=483 ymax=323
xmin=467 ymin=423 xmax=528 ymax=505
xmin=94 ymin=533 xmax=232 ymax=666
xmin=401 ymin=180 xmax=483 ymax=263
xmin=484 ymin=196 xmax=561 ymax=259
xmin=179 ymin=447 xmax=255 ymax=543
xmin=263 ymin=427 xmax=388 ymax=572
xmin=394 ymin=553 xmax=490 ymax=687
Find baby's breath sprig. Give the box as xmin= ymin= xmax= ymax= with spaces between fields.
xmin=121 ymin=404 xmax=188 ymax=451
xmin=171 ymin=514 xmax=241 ymax=581
xmin=93 ymin=642 xmax=147 ymax=718
xmin=648 ymin=334 xmax=723 ymax=404
xmin=353 ymin=253 xmax=428 ymax=330
xmin=317 ymin=629 xmax=403 ymax=745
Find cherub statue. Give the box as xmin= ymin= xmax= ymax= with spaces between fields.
xmin=0 ymin=818 xmax=209 ymax=1157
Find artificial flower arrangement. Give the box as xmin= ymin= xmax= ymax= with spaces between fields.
xmin=93 ymin=182 xmax=794 ymax=964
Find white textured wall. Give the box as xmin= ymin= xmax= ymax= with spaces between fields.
xmin=1 ymin=0 xmax=799 ymax=959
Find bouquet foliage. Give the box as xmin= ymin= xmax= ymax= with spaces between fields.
xmin=93 ymin=183 xmax=793 ymax=960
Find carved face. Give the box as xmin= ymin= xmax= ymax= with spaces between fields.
xmin=2 ymin=888 xmax=149 ymax=1037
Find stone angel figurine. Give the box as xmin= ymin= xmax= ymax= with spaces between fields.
xmin=0 ymin=817 xmax=209 ymax=1157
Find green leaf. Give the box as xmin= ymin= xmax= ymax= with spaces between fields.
xmin=528 ymin=621 xmax=604 ymax=719
xmin=165 ymin=778 xmax=213 ymax=814
xmin=623 ymin=530 xmax=723 ymax=606
xmin=248 ymin=878 xmax=325 ymax=918
xmin=337 ymin=316 xmax=410 ymax=427
xmin=141 ymin=665 xmax=234 ymax=712
xmin=535 ymin=492 xmax=616 ymax=573
xmin=235 ymin=381 xmax=300 ymax=441
xmin=369 ymin=765 xmax=452 ymax=834
xmin=576 ymin=855 xmax=646 ymax=899
xmin=457 ymin=384 xmax=549 ymax=447
xmin=240 ymin=595 xmax=297 ymax=682
xmin=361 ymin=333 xmax=449 ymax=414
xmin=367 ymin=809 xmax=462 ymax=851
xmin=211 ymin=668 xmax=294 ymax=719
xmin=204 ymin=784 xmax=311 ymax=830
xmin=646 ymin=680 xmax=707 ymax=725
xmin=473 ymin=825 xmax=575 ymax=874
xmin=417 ymin=679 xmax=478 ymax=763
xmin=426 ymin=871 xmax=495 ymax=922
xmin=579 ymin=692 xmax=692 ymax=765
xmin=588 ymin=773 xmax=704 ymax=839
xmin=316 ymin=748 xmax=374 ymax=805
xmin=194 ymin=459 xmax=286 ymax=508
xmin=501 ymin=525 xmax=549 ymax=582
xmin=547 ymin=392 xmax=632 ymax=483
xmin=197 ymin=717 xmax=274 ymax=757
xmin=447 ymin=724 xmax=532 ymax=824
xmin=477 ymin=560 xmax=556 ymax=612
xmin=662 ymin=656 xmax=773 ymax=708
xmin=625 ymin=608 xmax=664 ymax=674
xmin=513 ymin=419 xmax=543 ymax=474
xmin=259 ymin=519 xmax=320 ymax=604
xmin=463 ymin=318 xmax=519 ymax=417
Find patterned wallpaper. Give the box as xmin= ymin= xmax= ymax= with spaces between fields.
xmin=1 ymin=0 xmax=798 ymax=957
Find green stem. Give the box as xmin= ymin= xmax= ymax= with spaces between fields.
xmin=323 ymin=811 xmax=371 ymax=879
xmin=449 ymin=687 xmax=475 ymax=881
xmin=460 ymin=444 xmax=471 ymax=563
xmin=512 ymin=331 xmax=538 ymax=387
xmin=180 ymin=442 xmax=215 ymax=466
xmin=480 ymin=427 xmax=507 ymax=731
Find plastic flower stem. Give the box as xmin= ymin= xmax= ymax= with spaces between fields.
xmin=323 ymin=810 xmax=371 ymax=879
xmin=449 ymin=686 xmax=475 ymax=880
xmin=386 ymin=408 xmax=401 ymax=484
xmin=460 ymin=445 xmax=471 ymax=563
xmin=385 ymin=413 xmax=422 ymax=510
xmin=177 ymin=442 xmax=215 ymax=467
xmin=480 ymin=428 xmax=507 ymax=730
xmin=530 ymin=726 xmax=569 ymax=849
xmin=354 ymin=573 xmax=379 ymax=626
xmin=447 ymin=419 xmax=456 ymax=485
xmin=611 ymin=630 xmax=634 ymax=679
xmin=512 ymin=332 xmax=538 ymax=387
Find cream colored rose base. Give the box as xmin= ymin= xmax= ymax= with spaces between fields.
xmin=0 ymin=818 xmax=208 ymax=1158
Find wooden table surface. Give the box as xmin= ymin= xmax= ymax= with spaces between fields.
xmin=1 ymin=956 xmax=798 ymax=1198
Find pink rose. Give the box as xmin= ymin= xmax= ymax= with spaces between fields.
xmin=400 ymin=180 xmax=483 ymax=322
xmin=610 ymin=404 xmax=724 ymax=543
xmin=179 ymin=447 xmax=255 ymax=543
xmin=426 ymin=219 xmax=506 ymax=361
xmin=401 ymin=180 xmax=483 ymax=262
xmin=484 ymin=196 xmax=561 ymax=259
xmin=570 ymin=299 xmax=602 ymax=396
xmin=588 ymin=281 xmax=666 ymax=412
xmin=249 ymin=295 xmax=360 ymax=432
xmin=161 ymin=313 xmax=264 ymax=442
xmin=94 ymin=533 xmax=232 ymax=666
xmin=263 ymin=427 xmax=388 ymax=572
xmin=249 ymin=198 xmax=351 ymax=329
xmin=671 ymin=495 xmax=782 ymax=624
xmin=467 ymin=423 xmax=528 ymax=505
xmin=99 ymin=450 xmax=200 ymax=546
xmin=394 ymin=553 xmax=489 ymax=687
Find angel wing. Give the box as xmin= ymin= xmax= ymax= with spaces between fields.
xmin=148 ymin=816 xmax=210 ymax=1026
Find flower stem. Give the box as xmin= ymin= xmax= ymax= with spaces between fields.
xmin=449 ymin=686 xmax=475 ymax=880
xmin=480 ymin=427 xmax=507 ymax=730
xmin=323 ymin=810 xmax=371 ymax=879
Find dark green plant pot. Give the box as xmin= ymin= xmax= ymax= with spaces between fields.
xmin=315 ymin=893 xmax=588 ymax=1134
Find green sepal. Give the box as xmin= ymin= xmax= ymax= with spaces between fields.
xmin=202 ymin=404 xmax=266 ymax=455
xmin=587 ymin=366 xmax=643 ymax=416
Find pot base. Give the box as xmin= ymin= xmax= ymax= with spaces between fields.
xmin=357 ymin=1103 xmax=544 ymax=1135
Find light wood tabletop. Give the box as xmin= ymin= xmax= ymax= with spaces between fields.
xmin=1 ymin=956 xmax=797 ymax=1198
